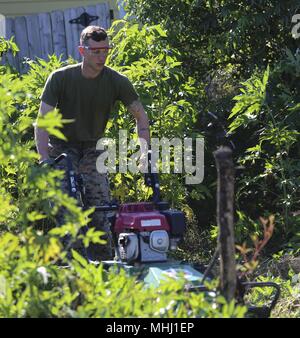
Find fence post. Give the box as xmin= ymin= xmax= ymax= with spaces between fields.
xmin=214 ymin=146 xmax=236 ymax=302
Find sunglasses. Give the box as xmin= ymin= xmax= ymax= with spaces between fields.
xmin=79 ymin=46 xmax=112 ymax=56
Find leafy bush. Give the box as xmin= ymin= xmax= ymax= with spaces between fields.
xmin=228 ymin=53 xmax=300 ymax=248
xmin=125 ymin=0 xmax=300 ymax=255
xmin=105 ymin=20 xmax=207 ymax=209
xmin=0 ymin=30 xmax=245 ymax=317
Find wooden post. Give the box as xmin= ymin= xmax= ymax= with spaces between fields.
xmin=214 ymin=146 xmax=236 ymax=302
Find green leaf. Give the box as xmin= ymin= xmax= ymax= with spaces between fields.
xmin=153 ymin=25 xmax=167 ymax=37
xmin=27 ymin=211 xmax=46 ymax=222
xmin=36 ymin=109 xmax=74 ymax=141
xmin=71 ymin=249 xmax=88 ymax=267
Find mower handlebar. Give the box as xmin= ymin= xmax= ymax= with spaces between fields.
xmin=92 ymin=204 xmax=119 ymax=212
xmin=39 ymin=153 xmax=67 ymax=167
xmin=53 ymin=153 xmax=67 ymax=165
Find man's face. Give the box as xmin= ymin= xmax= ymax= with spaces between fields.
xmin=80 ymin=38 xmax=110 ymax=72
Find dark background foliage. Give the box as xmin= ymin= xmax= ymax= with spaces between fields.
xmin=124 ymin=0 xmax=300 ymax=252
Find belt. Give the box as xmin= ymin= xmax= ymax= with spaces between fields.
xmin=50 ymin=138 xmax=98 ymax=149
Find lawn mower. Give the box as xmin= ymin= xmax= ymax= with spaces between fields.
xmin=47 ymin=152 xmax=281 ymax=317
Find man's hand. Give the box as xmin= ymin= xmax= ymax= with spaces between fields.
xmin=39 ymin=158 xmax=55 ymax=167
xmin=35 ymin=101 xmax=54 ymax=163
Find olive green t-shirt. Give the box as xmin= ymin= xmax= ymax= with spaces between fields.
xmin=41 ymin=63 xmax=139 ymax=142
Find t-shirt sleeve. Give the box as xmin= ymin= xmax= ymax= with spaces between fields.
xmin=40 ymin=71 xmax=62 ymax=107
xmin=117 ymin=75 xmax=139 ymax=106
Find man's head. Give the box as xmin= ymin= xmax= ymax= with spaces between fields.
xmin=79 ymin=26 xmax=110 ymax=73
xmin=80 ymin=25 xmax=108 ymax=46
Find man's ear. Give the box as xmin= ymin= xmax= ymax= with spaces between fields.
xmin=78 ymin=46 xmax=84 ymax=56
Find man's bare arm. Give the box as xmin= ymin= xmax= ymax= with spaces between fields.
xmin=127 ymin=100 xmax=150 ymax=144
xmin=34 ymin=101 xmax=55 ymax=163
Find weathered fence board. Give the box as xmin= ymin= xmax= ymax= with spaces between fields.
xmin=74 ymin=7 xmax=86 ymax=58
xmin=26 ymin=14 xmax=42 ymax=60
xmin=83 ymin=5 xmax=99 ymax=26
xmin=51 ymin=10 xmax=67 ymax=61
xmin=1 ymin=18 xmax=18 ymax=70
xmin=95 ymin=3 xmax=110 ymax=28
xmin=38 ymin=12 xmax=54 ymax=60
xmin=14 ymin=15 xmax=29 ymax=72
xmin=64 ymin=7 xmax=79 ymax=60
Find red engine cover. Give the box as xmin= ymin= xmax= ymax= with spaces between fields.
xmin=114 ymin=202 xmax=170 ymax=234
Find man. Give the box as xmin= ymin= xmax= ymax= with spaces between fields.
xmin=34 ymin=26 xmax=150 ymax=261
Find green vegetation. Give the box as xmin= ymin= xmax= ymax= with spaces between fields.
xmin=0 ymin=25 xmax=246 ymax=318
xmin=123 ymin=0 xmax=300 ymax=317
xmin=0 ymin=0 xmax=300 ymax=317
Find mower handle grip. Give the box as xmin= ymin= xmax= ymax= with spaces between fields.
xmin=53 ymin=153 xmax=67 ymax=165
xmin=92 ymin=204 xmax=119 ymax=212
xmin=39 ymin=153 xmax=67 ymax=167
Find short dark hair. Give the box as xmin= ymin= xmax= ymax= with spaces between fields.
xmin=80 ymin=26 xmax=108 ymax=46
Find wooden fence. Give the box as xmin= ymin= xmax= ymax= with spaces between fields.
xmin=1 ymin=3 xmax=111 ymax=72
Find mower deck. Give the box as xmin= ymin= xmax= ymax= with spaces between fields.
xmin=102 ymin=260 xmax=205 ymax=289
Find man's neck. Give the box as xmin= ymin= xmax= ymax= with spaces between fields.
xmin=81 ymin=63 xmax=103 ymax=79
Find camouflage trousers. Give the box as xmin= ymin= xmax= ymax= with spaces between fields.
xmin=48 ymin=139 xmax=113 ymax=261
